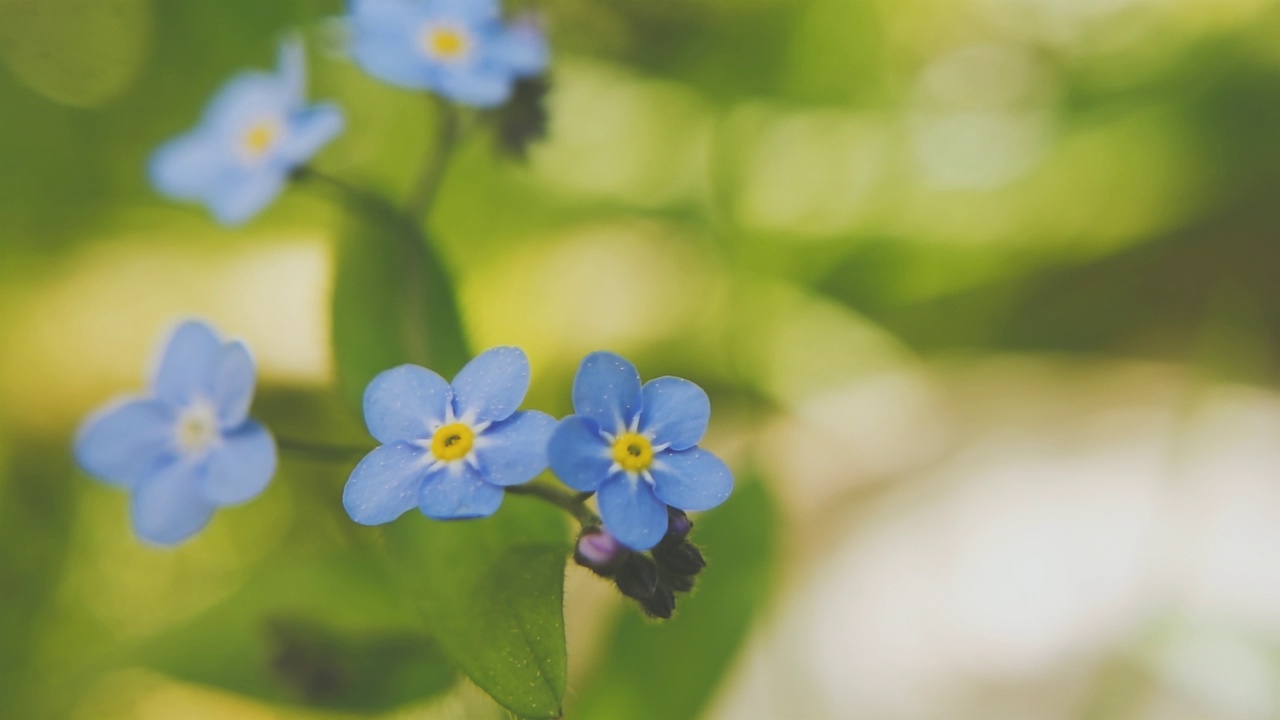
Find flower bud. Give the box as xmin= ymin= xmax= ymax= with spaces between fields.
xmin=640 ymin=581 xmax=676 ymax=619
xmin=661 ymin=569 xmax=695 ymax=593
xmin=614 ymin=554 xmax=659 ymax=602
xmin=653 ymin=539 xmax=706 ymax=577
xmin=574 ymin=527 xmax=627 ymax=576
xmin=665 ymin=508 xmax=693 ymax=541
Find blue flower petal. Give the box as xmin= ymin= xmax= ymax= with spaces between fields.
xmin=494 ymin=22 xmax=548 ymax=77
xmin=349 ymin=0 xmax=427 ymax=30
xmin=279 ymin=104 xmax=345 ymax=166
xmin=436 ymin=63 xmax=512 ymax=107
xmin=130 ymin=459 xmax=217 ymax=546
xmin=597 ymin=474 xmax=668 ymax=551
xmin=206 ymin=168 xmax=288 ymax=226
xmin=427 ymin=0 xmax=500 ymax=22
xmin=203 ymin=72 xmax=290 ymax=135
xmin=343 ymin=441 xmax=431 ymax=525
xmin=474 ymin=410 xmax=555 ymax=486
xmin=154 ymin=320 xmax=221 ymax=407
xmin=547 ymin=415 xmax=612 ymax=492
xmin=277 ymin=36 xmax=307 ymax=107
xmin=650 ymin=447 xmax=733 ymax=512
xmin=148 ymin=130 xmax=231 ymax=200
xmin=200 ymin=420 xmax=276 ymax=505
xmin=451 ymin=346 xmax=529 ymax=424
xmin=74 ymin=398 xmax=174 ymax=487
xmin=348 ymin=2 xmax=435 ymax=90
xmin=211 ymin=340 xmax=255 ymax=428
xmin=638 ymin=377 xmax=710 ymax=451
xmin=418 ymin=462 xmax=504 ymax=519
xmin=363 ymin=364 xmax=453 ymax=444
xmin=572 ymin=351 xmax=643 ymax=436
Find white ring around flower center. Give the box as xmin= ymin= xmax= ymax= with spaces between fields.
xmin=175 ymin=400 xmax=219 ymax=455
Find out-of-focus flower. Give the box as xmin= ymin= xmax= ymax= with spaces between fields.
xmin=343 ymin=347 xmax=556 ymax=523
xmin=74 ymin=320 xmax=277 ymax=546
xmin=148 ymin=39 xmax=344 ymax=225
xmin=345 ymin=0 xmax=548 ymax=107
xmin=548 ymin=352 xmax=733 ymax=551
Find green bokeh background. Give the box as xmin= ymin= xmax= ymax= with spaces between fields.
xmin=6 ymin=0 xmax=1280 ymax=718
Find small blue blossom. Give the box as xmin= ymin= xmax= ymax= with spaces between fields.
xmin=548 ymin=352 xmax=733 ymax=551
xmin=344 ymin=347 xmax=556 ymax=523
xmin=149 ymin=39 xmax=344 ymax=225
xmin=74 ymin=320 xmax=277 ymax=546
xmin=346 ymin=0 xmax=549 ymax=107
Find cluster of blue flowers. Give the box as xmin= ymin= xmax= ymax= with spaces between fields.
xmin=77 ymin=323 xmax=733 ymax=552
xmin=151 ymin=0 xmax=548 ymax=225
xmin=83 ymin=0 xmax=731 ymax=623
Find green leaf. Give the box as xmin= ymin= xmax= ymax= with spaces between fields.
xmin=331 ymin=192 xmax=470 ymax=409
xmin=572 ymin=478 xmax=778 ymax=720
xmin=0 ymin=438 xmax=78 ymax=718
xmin=381 ymin=495 xmax=570 ymax=719
xmin=134 ymin=554 xmax=457 ymax=713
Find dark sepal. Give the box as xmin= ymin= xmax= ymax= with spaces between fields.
xmin=660 ymin=568 xmax=695 ymax=593
xmin=639 ymin=581 xmax=676 ymax=619
xmin=614 ymin=554 xmax=660 ymax=602
xmin=493 ymin=75 xmax=550 ymax=160
xmin=652 ymin=539 xmax=706 ymax=577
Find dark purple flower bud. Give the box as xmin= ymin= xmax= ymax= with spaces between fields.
xmin=653 ymin=539 xmax=706 ymax=577
xmin=640 ymin=581 xmax=676 ymax=619
xmin=574 ymin=527 xmax=627 ymax=576
xmin=661 ymin=569 xmax=695 ymax=593
xmin=614 ymin=554 xmax=659 ymax=602
xmin=665 ymin=508 xmax=693 ymax=541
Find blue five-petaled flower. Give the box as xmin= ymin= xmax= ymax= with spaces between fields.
xmin=149 ymin=39 xmax=344 ymax=225
xmin=74 ymin=320 xmax=278 ymax=546
xmin=344 ymin=347 xmax=556 ymax=523
xmin=346 ymin=0 xmax=548 ymax=107
xmin=549 ymin=352 xmax=733 ymax=551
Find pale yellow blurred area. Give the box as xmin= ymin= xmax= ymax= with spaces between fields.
xmin=0 ymin=232 xmax=332 ymax=433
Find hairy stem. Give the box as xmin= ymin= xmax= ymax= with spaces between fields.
xmin=506 ymin=482 xmax=600 ymax=527
xmin=275 ymin=435 xmax=372 ymax=463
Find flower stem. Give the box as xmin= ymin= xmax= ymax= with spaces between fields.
xmin=407 ymin=96 xmax=461 ymax=219
xmin=506 ymin=482 xmax=600 ymax=527
xmin=275 ymin=435 xmax=371 ymax=463
xmin=291 ymin=165 xmax=380 ymax=209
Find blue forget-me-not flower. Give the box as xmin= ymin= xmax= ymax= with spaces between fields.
xmin=344 ymin=347 xmax=556 ymax=523
xmin=149 ymin=40 xmax=344 ymax=225
xmin=548 ymin=352 xmax=733 ymax=551
xmin=346 ymin=0 xmax=549 ymax=107
xmin=74 ymin=320 xmax=278 ymax=546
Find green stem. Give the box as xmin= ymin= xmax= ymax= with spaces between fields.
xmin=407 ymin=96 xmax=461 ymax=219
xmin=276 ymin=435 xmax=372 ymax=463
xmin=506 ymin=482 xmax=600 ymax=527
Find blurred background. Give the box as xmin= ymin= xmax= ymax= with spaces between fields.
xmin=5 ymin=0 xmax=1280 ymax=718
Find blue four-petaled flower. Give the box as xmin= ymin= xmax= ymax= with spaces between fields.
xmin=344 ymin=346 xmax=556 ymax=523
xmin=74 ymin=320 xmax=278 ymax=546
xmin=346 ymin=0 xmax=548 ymax=107
xmin=149 ymin=39 xmax=345 ymax=225
xmin=549 ymin=352 xmax=733 ymax=551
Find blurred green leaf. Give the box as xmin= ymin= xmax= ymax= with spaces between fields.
xmin=572 ymin=477 xmax=777 ymax=720
xmin=331 ymin=191 xmax=470 ymax=409
xmin=0 ymin=437 xmax=77 ymax=718
xmin=381 ymin=495 xmax=569 ymax=719
xmin=134 ymin=554 xmax=457 ymax=713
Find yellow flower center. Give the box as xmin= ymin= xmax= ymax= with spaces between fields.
xmin=430 ymin=422 xmax=475 ymax=462
xmin=421 ymin=25 xmax=470 ymax=60
xmin=176 ymin=401 xmax=218 ymax=454
xmin=612 ymin=432 xmax=654 ymax=473
xmin=241 ymin=119 xmax=280 ymax=159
